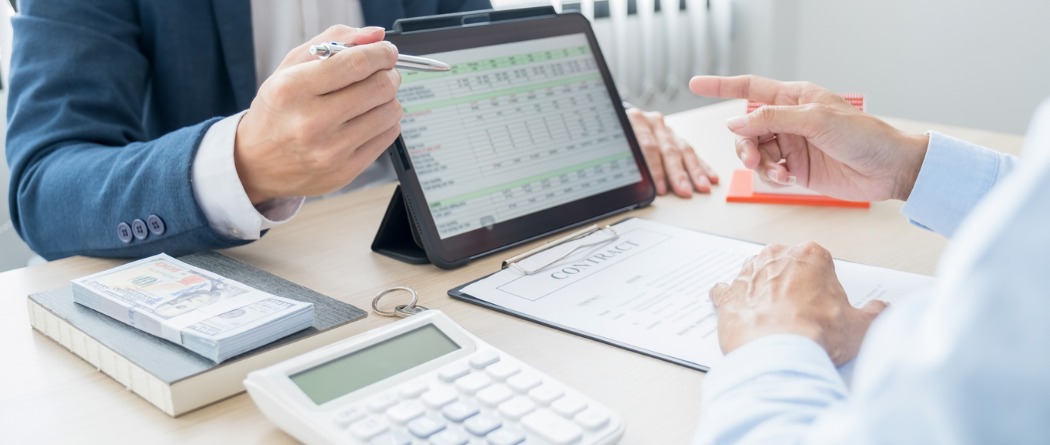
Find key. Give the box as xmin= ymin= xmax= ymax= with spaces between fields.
xmin=464 ymin=414 xmax=502 ymax=436
xmin=522 ymin=410 xmax=584 ymax=445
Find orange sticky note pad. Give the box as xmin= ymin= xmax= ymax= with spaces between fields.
xmin=726 ymin=170 xmax=870 ymax=208
xmin=747 ymin=93 xmax=865 ymax=113
xmin=733 ymin=94 xmax=869 ymax=208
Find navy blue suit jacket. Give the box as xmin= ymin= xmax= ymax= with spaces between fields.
xmin=5 ymin=0 xmax=490 ymax=260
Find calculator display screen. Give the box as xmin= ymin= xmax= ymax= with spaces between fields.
xmin=290 ymin=324 xmax=460 ymax=405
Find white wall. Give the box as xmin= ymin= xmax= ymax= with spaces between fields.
xmin=0 ymin=144 xmax=29 ymax=272
xmin=724 ymin=0 xmax=799 ymax=82
xmin=676 ymin=0 xmax=1050 ymax=135
xmin=790 ymin=0 xmax=1050 ymax=135
xmin=577 ymin=1 xmax=804 ymax=115
xmin=1 ymin=4 xmax=34 ymax=272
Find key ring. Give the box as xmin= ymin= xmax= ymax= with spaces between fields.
xmin=371 ymin=286 xmax=428 ymax=318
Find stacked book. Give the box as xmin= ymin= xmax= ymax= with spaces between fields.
xmin=28 ymin=251 xmax=367 ymax=417
xmin=71 ymin=254 xmax=315 ymax=363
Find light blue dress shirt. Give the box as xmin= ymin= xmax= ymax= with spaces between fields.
xmin=694 ymin=101 xmax=1050 ymax=444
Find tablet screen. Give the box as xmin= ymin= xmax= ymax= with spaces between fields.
xmin=398 ymin=34 xmax=643 ymax=239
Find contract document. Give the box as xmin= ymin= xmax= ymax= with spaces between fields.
xmin=449 ymin=218 xmax=935 ymax=371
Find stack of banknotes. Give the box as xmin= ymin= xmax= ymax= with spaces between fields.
xmin=72 ymin=254 xmax=314 ymax=363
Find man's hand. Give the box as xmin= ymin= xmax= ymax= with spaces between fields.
xmin=709 ymin=242 xmax=887 ymax=366
xmin=689 ymin=75 xmax=929 ymax=202
xmin=235 ymin=26 xmax=403 ymax=204
xmin=626 ymin=108 xmax=719 ymax=197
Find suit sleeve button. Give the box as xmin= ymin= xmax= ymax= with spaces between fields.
xmin=146 ymin=215 xmax=166 ymax=236
xmin=131 ymin=219 xmax=149 ymax=240
xmin=117 ymin=222 xmax=133 ymax=243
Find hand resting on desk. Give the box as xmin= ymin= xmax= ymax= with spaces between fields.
xmin=626 ymin=108 xmax=720 ymax=197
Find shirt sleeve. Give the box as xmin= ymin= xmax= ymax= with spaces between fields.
xmin=691 ymin=99 xmax=1050 ymax=445
xmin=901 ymin=131 xmax=1016 ymax=238
xmin=693 ymin=334 xmax=847 ymax=445
xmin=191 ymin=112 xmax=304 ymax=240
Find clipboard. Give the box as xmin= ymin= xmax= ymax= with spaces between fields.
xmin=372 ymin=8 xmax=656 ymax=269
xmin=448 ymin=217 xmax=936 ymax=372
xmin=449 ymin=217 xmax=713 ymax=372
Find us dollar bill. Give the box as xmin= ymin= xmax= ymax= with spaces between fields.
xmin=72 ymin=254 xmax=314 ymax=362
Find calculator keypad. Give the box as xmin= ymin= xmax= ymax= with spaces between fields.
xmin=330 ymin=350 xmax=620 ymax=444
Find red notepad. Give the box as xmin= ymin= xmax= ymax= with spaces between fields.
xmin=726 ymin=170 xmax=870 ymax=208
xmin=746 ymin=93 xmax=865 ymax=113
xmin=729 ymin=94 xmax=869 ymax=208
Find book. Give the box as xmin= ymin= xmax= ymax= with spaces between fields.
xmin=72 ymin=254 xmax=315 ymax=363
xmin=26 ymin=251 xmax=367 ymax=417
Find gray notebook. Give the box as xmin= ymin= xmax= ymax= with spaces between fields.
xmin=29 ymin=251 xmax=367 ymax=385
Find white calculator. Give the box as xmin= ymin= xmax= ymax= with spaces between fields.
xmin=244 ymin=310 xmax=625 ymax=445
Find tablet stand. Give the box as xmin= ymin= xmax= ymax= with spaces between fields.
xmin=371 ymin=185 xmax=430 ymax=264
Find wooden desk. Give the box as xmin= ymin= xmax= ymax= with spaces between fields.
xmin=0 ymin=101 xmax=1025 ymax=444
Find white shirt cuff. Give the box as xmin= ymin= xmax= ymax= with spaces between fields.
xmin=702 ymin=334 xmax=843 ymax=404
xmin=694 ymin=334 xmax=847 ymax=445
xmin=901 ymin=131 xmax=1009 ymax=238
xmin=191 ymin=111 xmax=304 ymax=240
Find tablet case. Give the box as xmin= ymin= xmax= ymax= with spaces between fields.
xmin=372 ymin=6 xmax=655 ymax=268
xmin=372 ymin=7 xmax=563 ymax=267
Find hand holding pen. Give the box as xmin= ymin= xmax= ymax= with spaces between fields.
xmin=309 ymin=42 xmax=451 ymax=72
xmin=233 ymin=25 xmax=406 ymax=204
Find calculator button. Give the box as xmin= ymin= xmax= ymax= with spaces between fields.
xmin=429 ymin=428 xmax=470 ymax=445
xmin=506 ymin=372 xmax=542 ymax=393
xmin=407 ymin=414 xmax=447 ymax=438
xmin=574 ymin=408 xmax=610 ymax=430
xmin=421 ymin=386 xmax=458 ymax=409
xmin=349 ymin=417 xmax=390 ymax=441
xmin=332 ymin=406 xmax=368 ymax=427
xmin=442 ymin=400 xmax=481 ymax=423
xmin=485 ymin=362 xmax=521 ymax=381
xmin=551 ymin=396 xmax=588 ymax=418
xmin=476 ymin=384 xmax=514 ymax=408
xmin=386 ymin=400 xmax=425 ymax=425
xmin=469 ymin=351 xmax=501 ymax=369
xmin=528 ymin=384 xmax=565 ymax=406
xmin=455 ymin=372 xmax=493 ymax=394
xmin=486 ymin=427 xmax=525 ymax=445
xmin=369 ymin=429 xmax=413 ymax=445
xmin=522 ymin=410 xmax=584 ymax=445
xmin=439 ymin=363 xmax=472 ymax=382
xmin=398 ymin=380 xmax=429 ymax=399
xmin=368 ymin=392 xmax=400 ymax=413
xmin=464 ymin=414 xmax=502 ymax=436
xmin=497 ymin=397 xmax=536 ymax=420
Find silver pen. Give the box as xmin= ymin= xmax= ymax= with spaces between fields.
xmin=308 ymin=42 xmax=451 ymax=72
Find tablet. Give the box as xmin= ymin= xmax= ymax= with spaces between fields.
xmin=380 ymin=9 xmax=655 ymax=269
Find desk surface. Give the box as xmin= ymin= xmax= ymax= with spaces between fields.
xmin=0 ymin=100 xmax=1025 ymax=444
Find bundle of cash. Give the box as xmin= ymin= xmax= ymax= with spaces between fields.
xmin=72 ymin=254 xmax=314 ymax=363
